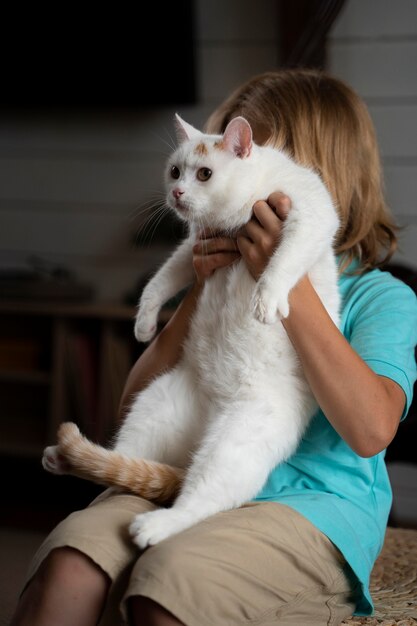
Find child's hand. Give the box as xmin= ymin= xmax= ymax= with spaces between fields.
xmin=192 ymin=233 xmax=241 ymax=283
xmin=192 ymin=192 xmax=290 ymax=284
xmin=237 ymin=192 xmax=291 ymax=280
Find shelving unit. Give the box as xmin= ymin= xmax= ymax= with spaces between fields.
xmin=0 ymin=300 xmax=147 ymax=459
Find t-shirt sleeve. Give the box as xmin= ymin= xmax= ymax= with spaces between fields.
xmin=349 ymin=277 xmax=417 ymax=419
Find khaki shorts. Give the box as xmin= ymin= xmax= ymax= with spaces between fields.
xmin=25 ymin=490 xmax=357 ymax=626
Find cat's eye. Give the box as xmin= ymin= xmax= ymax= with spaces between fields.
xmin=171 ymin=165 xmax=180 ymax=180
xmin=197 ymin=167 xmax=212 ymax=182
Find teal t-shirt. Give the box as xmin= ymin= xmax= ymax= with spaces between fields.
xmin=253 ymin=262 xmax=417 ymax=615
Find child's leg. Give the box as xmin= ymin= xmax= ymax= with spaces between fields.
xmin=10 ymin=491 xmax=157 ymax=626
xmin=125 ymin=502 xmax=357 ymax=626
xmin=10 ymin=546 xmax=110 ymax=626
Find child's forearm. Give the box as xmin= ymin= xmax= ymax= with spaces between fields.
xmin=118 ymin=281 xmax=202 ymax=419
xmin=282 ymin=276 xmax=405 ymax=457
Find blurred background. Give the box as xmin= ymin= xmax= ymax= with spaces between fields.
xmin=0 ymin=0 xmax=416 ymax=619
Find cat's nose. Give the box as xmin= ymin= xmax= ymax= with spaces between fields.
xmin=172 ymin=188 xmax=184 ymax=200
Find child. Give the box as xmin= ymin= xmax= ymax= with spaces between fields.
xmin=11 ymin=69 xmax=417 ymax=626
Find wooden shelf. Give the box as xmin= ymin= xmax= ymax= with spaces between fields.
xmin=0 ymin=438 xmax=45 ymax=458
xmin=0 ymin=370 xmax=51 ymax=385
xmin=0 ymin=299 xmax=150 ymax=458
xmin=0 ymin=299 xmax=137 ymax=320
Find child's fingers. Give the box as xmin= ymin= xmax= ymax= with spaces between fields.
xmin=242 ymin=195 xmax=287 ymax=248
xmin=267 ymin=192 xmax=291 ymax=220
xmin=193 ymin=236 xmax=238 ymax=255
xmin=197 ymin=228 xmax=226 ymax=240
xmin=193 ymin=251 xmax=240 ymax=281
xmin=240 ymin=216 xmax=267 ymax=243
xmin=251 ymin=200 xmax=283 ymax=236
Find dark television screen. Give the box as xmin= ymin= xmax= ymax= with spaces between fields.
xmin=1 ymin=2 xmax=196 ymax=111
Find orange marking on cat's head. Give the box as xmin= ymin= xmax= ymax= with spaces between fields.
xmin=214 ymin=140 xmax=225 ymax=150
xmin=194 ymin=142 xmax=208 ymax=156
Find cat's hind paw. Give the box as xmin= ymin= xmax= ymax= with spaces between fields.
xmin=42 ymin=445 xmax=71 ymax=475
xmin=129 ymin=509 xmax=195 ymax=549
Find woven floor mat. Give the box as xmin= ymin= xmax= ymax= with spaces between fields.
xmin=342 ymin=527 xmax=417 ymax=625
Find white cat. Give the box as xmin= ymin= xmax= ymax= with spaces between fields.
xmin=44 ymin=114 xmax=340 ymax=549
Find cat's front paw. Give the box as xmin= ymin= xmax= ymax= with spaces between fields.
xmin=129 ymin=509 xmax=195 ymax=549
xmin=252 ymin=284 xmax=290 ymax=323
xmin=134 ymin=301 xmax=160 ymax=343
xmin=42 ymin=445 xmax=70 ymax=475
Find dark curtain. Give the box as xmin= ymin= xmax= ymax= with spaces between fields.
xmin=278 ymin=0 xmax=346 ymax=68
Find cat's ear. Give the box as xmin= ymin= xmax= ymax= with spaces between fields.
xmin=174 ymin=113 xmax=202 ymax=143
xmin=222 ymin=116 xmax=253 ymax=158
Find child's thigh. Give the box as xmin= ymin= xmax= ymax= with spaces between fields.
xmin=124 ymin=502 xmax=357 ymax=626
xmin=24 ymin=490 xmax=156 ymax=599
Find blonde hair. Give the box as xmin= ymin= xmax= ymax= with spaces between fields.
xmin=205 ymin=69 xmax=398 ymax=272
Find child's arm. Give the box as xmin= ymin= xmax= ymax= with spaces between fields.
xmin=119 ymin=238 xmax=240 ymax=419
xmin=238 ymin=192 xmax=405 ymax=457
xmin=283 ymin=276 xmax=404 ymax=457
xmin=119 ymin=281 xmax=202 ymax=417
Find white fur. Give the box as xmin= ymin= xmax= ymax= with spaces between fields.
xmin=123 ymin=116 xmax=340 ymax=548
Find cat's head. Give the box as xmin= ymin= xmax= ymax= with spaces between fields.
xmin=165 ymin=114 xmax=257 ymax=232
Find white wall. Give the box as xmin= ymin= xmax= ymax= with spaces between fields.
xmin=0 ymin=0 xmax=279 ymax=301
xmin=3 ymin=0 xmax=415 ymax=304
xmin=329 ymin=0 xmax=417 ymax=268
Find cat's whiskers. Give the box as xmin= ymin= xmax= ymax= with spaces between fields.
xmin=133 ymin=202 xmax=172 ymax=247
xmin=139 ymin=204 xmax=169 ymax=243
xmin=151 ymin=127 xmax=178 ymax=155
xmin=127 ymin=190 xmax=166 ymax=222
xmin=146 ymin=207 xmax=172 ymax=246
